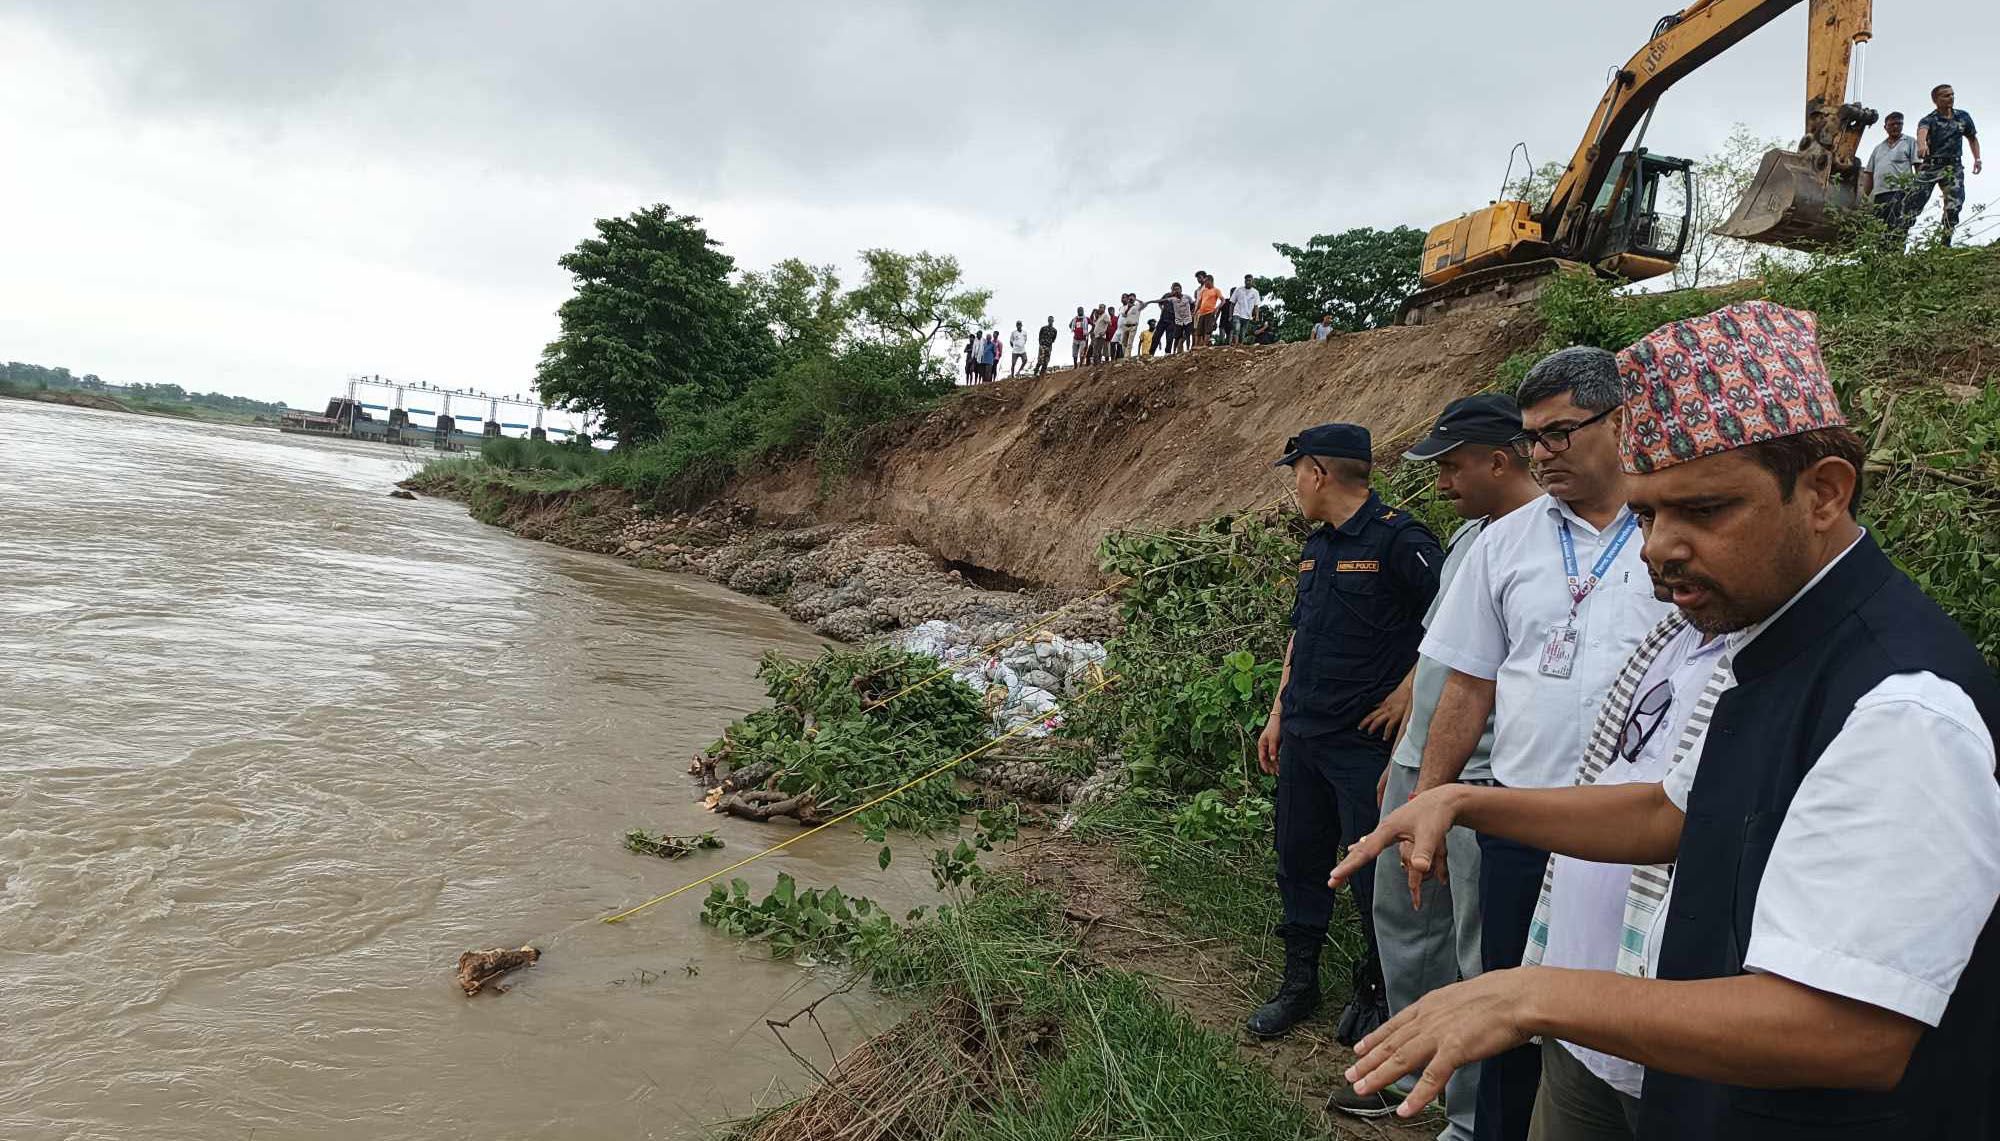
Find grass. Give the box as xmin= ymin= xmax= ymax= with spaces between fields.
xmin=740 ymin=878 xmax=1322 ymax=1141
xmin=1064 ymin=797 xmax=1369 ymax=1000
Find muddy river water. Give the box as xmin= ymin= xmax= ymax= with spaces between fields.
xmin=0 ymin=400 xmax=930 ymax=1139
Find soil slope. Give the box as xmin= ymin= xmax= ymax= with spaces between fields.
xmin=737 ymin=310 xmax=1541 ymax=588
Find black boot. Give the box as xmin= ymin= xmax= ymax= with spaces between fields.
xmin=1245 ymin=931 xmax=1322 ymax=1039
xmin=1332 ymin=952 xmax=1390 ymax=1047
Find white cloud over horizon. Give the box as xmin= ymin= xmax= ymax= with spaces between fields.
xmin=1 ymin=0 xmax=1993 ymax=411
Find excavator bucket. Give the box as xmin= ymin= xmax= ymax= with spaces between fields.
xmin=1714 ymin=147 xmax=1864 ymax=249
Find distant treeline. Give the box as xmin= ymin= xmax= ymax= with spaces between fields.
xmin=1 ymin=360 xmax=290 ymax=416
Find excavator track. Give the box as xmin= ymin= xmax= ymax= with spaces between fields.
xmin=1399 ymin=258 xmax=1585 ymax=327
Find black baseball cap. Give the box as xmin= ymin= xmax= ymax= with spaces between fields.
xmin=1403 ymin=394 xmax=1524 ymax=461
xmin=1274 ymin=423 xmax=1372 ymax=467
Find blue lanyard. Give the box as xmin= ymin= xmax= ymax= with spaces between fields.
xmin=1557 ymin=512 xmax=1640 ymax=613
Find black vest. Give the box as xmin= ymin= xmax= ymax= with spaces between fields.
xmin=1639 ymin=535 xmax=2000 ymax=1140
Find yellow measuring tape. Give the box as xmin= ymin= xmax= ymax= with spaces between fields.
xmin=600 ymin=671 xmax=1121 ymax=924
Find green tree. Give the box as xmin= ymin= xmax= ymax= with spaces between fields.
xmin=843 ymin=249 xmax=991 ymax=351
xmin=742 ymin=258 xmax=846 ymax=367
xmin=1256 ymin=226 xmax=1426 ymax=340
xmin=534 ymin=204 xmax=774 ymax=443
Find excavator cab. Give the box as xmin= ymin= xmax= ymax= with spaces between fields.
xmin=1582 ymin=150 xmax=1694 ymax=285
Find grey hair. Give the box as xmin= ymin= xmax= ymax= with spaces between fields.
xmin=1517 ymin=346 xmax=1622 ymax=413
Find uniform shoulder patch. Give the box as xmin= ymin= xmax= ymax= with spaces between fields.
xmin=1336 ymin=559 xmax=1381 ymax=573
xmin=1298 ymin=558 xmax=1316 ymax=572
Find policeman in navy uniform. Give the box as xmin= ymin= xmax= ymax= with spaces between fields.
xmin=1249 ymin=423 xmax=1444 ymax=1040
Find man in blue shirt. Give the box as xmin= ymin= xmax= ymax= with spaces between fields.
xmin=1914 ymin=83 xmax=1981 ymax=244
xmin=1248 ymin=424 xmax=1444 ymax=1041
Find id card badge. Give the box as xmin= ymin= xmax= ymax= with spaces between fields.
xmin=1538 ymin=625 xmax=1579 ymax=679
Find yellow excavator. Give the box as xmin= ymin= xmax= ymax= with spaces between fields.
xmin=1403 ymin=0 xmax=1877 ymax=325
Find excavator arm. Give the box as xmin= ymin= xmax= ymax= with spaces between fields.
xmin=1543 ymin=0 xmax=1873 ymax=250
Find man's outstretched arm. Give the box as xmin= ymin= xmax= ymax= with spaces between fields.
xmin=1344 ymin=967 xmax=1924 ymax=1119
xmin=1331 ymin=781 xmax=1684 ymax=906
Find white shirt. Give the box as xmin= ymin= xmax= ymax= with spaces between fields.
xmin=1653 ymin=537 xmax=2000 ymax=1026
xmin=1866 ymin=135 xmax=1919 ymax=192
xmin=1545 ymin=621 xmax=1729 ymax=1096
xmin=1231 ymin=286 xmax=1260 ymax=320
xmin=1422 ymin=494 xmax=1671 ymax=789
xmin=1312 ymin=322 xmax=1335 ymax=342
xmin=1121 ymin=300 xmax=1146 ymax=329
xmin=1009 ymin=329 xmax=1028 ymax=354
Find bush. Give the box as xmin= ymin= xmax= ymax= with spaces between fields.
xmin=704 ymin=645 xmax=991 ymax=831
xmin=1080 ymin=512 xmax=1303 ymax=793
xmin=597 ymin=339 xmax=954 ymax=508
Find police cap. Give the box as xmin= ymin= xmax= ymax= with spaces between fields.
xmin=1403 ymin=394 xmax=1524 ymax=461
xmin=1273 ymin=423 xmax=1372 ymax=467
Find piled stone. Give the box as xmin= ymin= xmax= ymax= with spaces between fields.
xmin=598 ymin=500 xmax=1122 ymax=648
xmin=890 ymin=619 xmax=1108 ymax=739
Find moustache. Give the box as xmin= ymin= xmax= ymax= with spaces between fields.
xmin=1651 ymin=562 xmax=1725 ymax=598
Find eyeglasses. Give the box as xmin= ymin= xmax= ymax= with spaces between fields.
xmin=1510 ymin=405 xmax=1616 ymax=459
xmin=1617 ymin=679 xmax=1673 ymax=763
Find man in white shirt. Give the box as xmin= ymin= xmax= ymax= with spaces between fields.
xmin=1008 ymin=321 xmax=1030 ymax=378
xmin=1119 ymin=294 xmax=1146 ymax=359
xmin=1313 ymin=314 xmax=1337 ymax=342
xmin=1229 ymin=274 xmax=1262 ymax=344
xmin=1412 ymin=347 xmax=1672 ymax=1141
xmin=1861 ymin=111 xmax=1920 ymax=234
xmin=1330 ymin=302 xmax=2000 ymax=1141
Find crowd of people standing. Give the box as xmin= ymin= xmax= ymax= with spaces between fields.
xmin=964 ymin=269 xmax=1304 ymax=384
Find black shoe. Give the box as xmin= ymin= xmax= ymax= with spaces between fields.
xmin=1332 ymin=954 xmax=1390 ymax=1048
xmin=1326 ymin=1083 xmax=1399 ymax=1118
xmin=1245 ymin=931 xmax=1323 ymax=1039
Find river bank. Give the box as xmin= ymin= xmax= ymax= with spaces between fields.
xmin=0 ymin=385 xmax=276 ymax=425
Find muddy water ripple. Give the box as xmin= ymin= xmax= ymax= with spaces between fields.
xmin=0 ymin=400 xmax=927 ymax=1140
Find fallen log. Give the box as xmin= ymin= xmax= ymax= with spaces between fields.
xmin=456 ymin=945 xmax=540 ymax=996
xmin=714 ymin=788 xmax=825 ymax=825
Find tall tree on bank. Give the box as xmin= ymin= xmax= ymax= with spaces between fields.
xmin=843 ymin=249 xmax=991 ymax=352
xmin=1257 ymin=226 xmax=1427 ymax=340
xmin=535 ymin=205 xmax=773 ymax=443
xmin=741 ymin=258 xmax=846 ymax=368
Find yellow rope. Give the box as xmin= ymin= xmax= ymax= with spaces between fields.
xmin=599 ymin=672 xmax=1121 ymax=925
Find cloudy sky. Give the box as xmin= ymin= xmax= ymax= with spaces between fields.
xmin=2 ymin=0 xmax=1993 ymax=410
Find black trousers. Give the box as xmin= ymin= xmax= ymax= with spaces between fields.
xmin=1274 ymin=729 xmax=1388 ymax=958
xmin=1476 ymin=830 xmax=1553 ymax=1141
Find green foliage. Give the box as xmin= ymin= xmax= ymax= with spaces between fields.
xmin=478 ymin=435 xmax=609 ymax=479
xmin=1169 ymin=788 xmax=1274 ymax=846
xmin=534 ymin=204 xmax=776 ymax=443
xmin=928 ymin=804 xmax=1021 ymax=891
xmin=1256 ymin=225 xmax=1427 ymax=340
xmin=843 ymin=248 xmax=992 ymax=351
xmin=2 ymin=360 xmax=289 ymax=421
xmin=622 ymin=829 xmax=723 ymax=859
xmin=863 ymin=880 xmax=1322 ymax=1141
xmin=1511 ymin=231 xmax=2000 ymax=665
xmin=740 ymin=257 xmax=846 ymax=367
xmin=705 ymin=645 xmax=990 ymax=831
xmin=701 ymin=872 xmax=898 ymax=964
xmin=1081 ymin=512 xmax=1301 ymax=792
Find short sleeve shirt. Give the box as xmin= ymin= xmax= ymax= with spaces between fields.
xmin=1866 ymin=136 xmax=1919 ymax=190
xmin=1419 ymin=495 xmax=1671 ymax=788
xmin=1039 ymin=324 xmax=1059 ymax=348
xmin=1920 ymin=109 xmax=1978 ymax=165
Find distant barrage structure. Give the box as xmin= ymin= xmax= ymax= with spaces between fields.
xmin=278 ymin=374 xmax=596 ymax=449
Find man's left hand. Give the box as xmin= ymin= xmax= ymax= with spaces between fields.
xmin=1360 ymin=682 xmax=1413 ymax=742
xmin=1345 ymin=969 xmax=1544 ymax=1117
